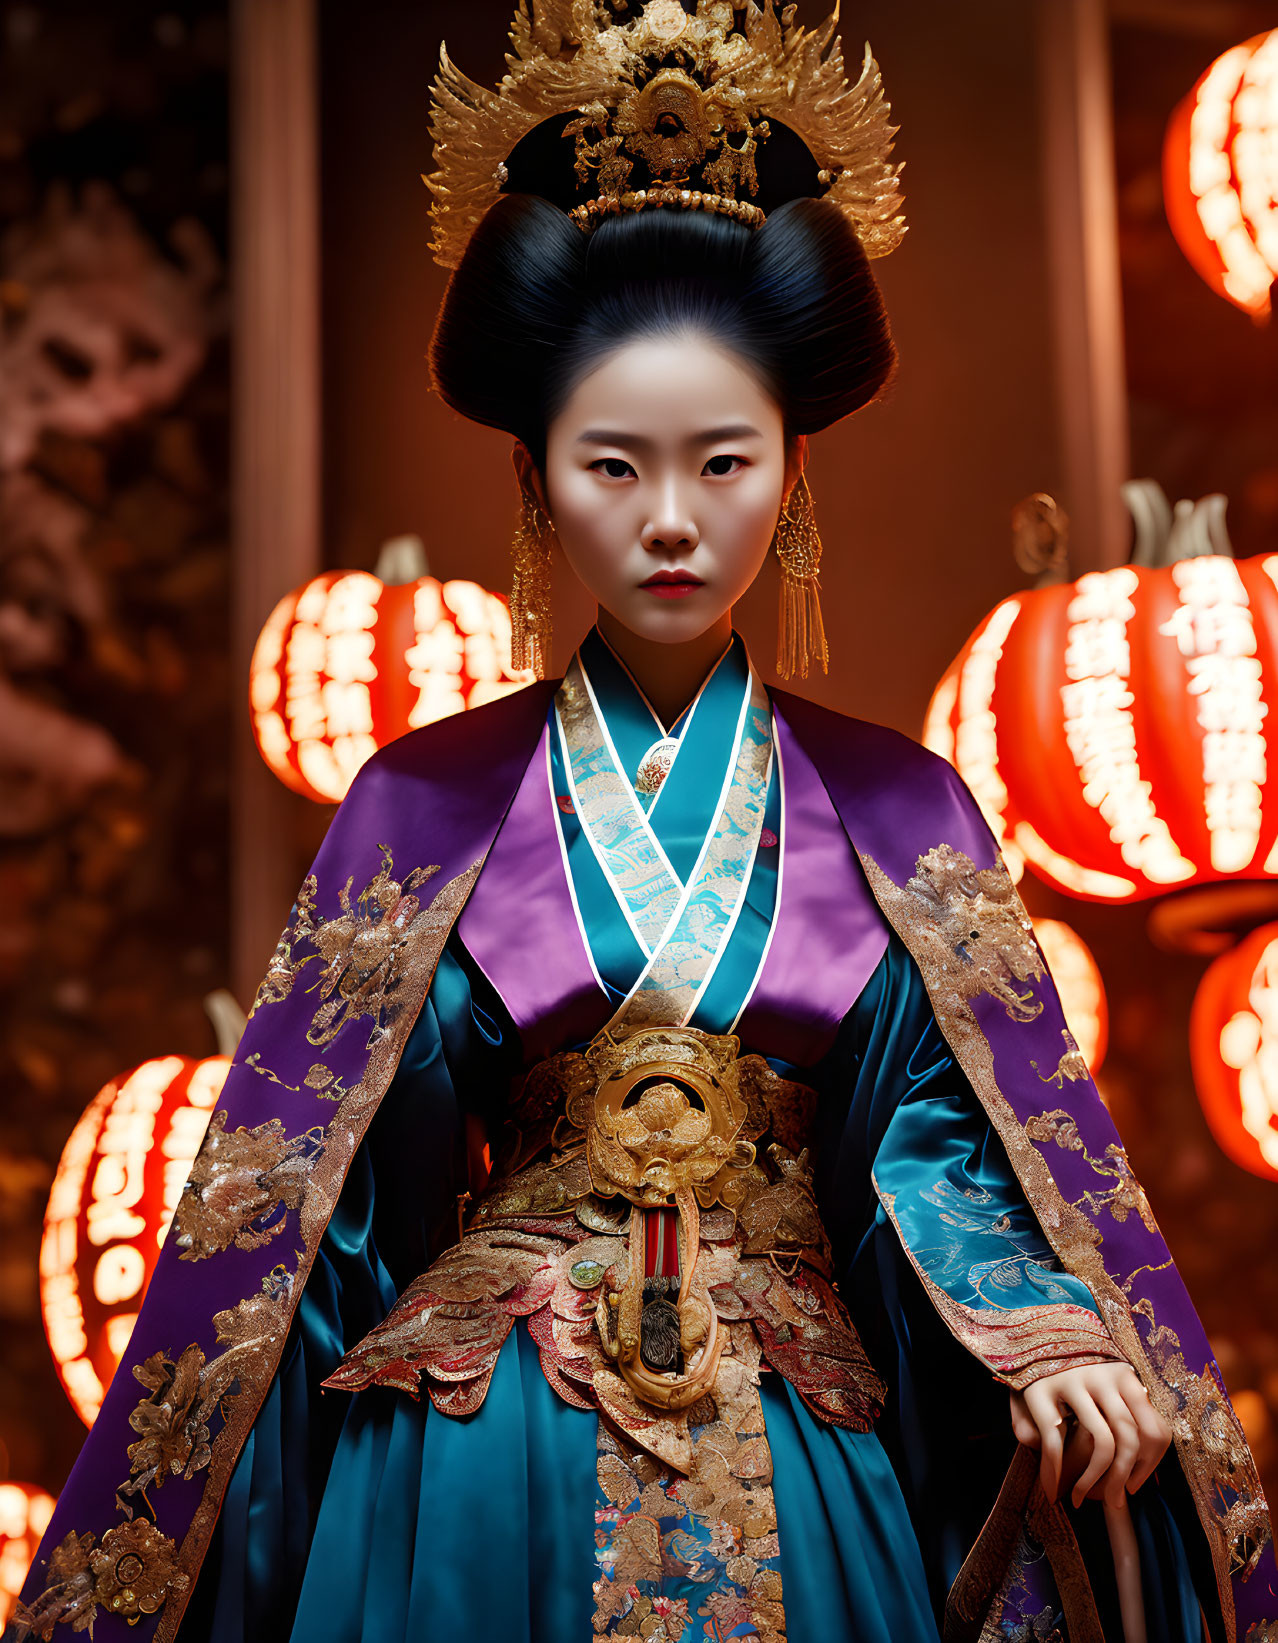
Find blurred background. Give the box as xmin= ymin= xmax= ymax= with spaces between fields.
xmin=1 ymin=0 xmax=1277 ymax=1611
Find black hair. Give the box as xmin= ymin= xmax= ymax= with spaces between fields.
xmin=429 ymin=193 xmax=896 ymax=467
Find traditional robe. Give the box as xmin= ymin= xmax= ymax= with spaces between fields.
xmin=12 ymin=631 xmax=1274 ymax=1643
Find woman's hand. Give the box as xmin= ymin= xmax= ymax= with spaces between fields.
xmin=1009 ymin=1361 xmax=1172 ymax=1510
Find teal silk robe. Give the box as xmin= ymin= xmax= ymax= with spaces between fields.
xmin=179 ymin=634 xmax=1205 ymax=1642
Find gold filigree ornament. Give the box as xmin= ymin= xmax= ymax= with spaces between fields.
xmin=14 ymin=1518 xmax=188 ymax=1638
xmin=574 ymin=1026 xmax=757 ymax=1411
xmin=426 ymin=0 xmax=906 ymax=269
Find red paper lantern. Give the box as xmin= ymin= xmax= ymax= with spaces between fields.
xmin=1191 ymin=921 xmax=1278 ymax=1180
xmin=0 ymin=1484 xmax=56 ymax=1628
xmin=924 ymin=552 xmax=1278 ymax=903
xmin=40 ymin=1055 xmax=228 ymax=1426
xmin=1164 ymin=30 xmax=1278 ymax=322
xmin=250 ymin=541 xmax=533 ymax=805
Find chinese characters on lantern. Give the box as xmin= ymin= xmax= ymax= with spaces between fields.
xmin=925 ymin=552 xmax=1278 ymax=903
xmin=251 ymin=570 xmax=532 ymax=805
xmin=40 ymin=1056 xmax=228 ymax=1426
xmin=1159 ymin=557 xmax=1268 ymax=874
xmin=1061 ymin=568 xmax=1195 ymax=888
xmin=1165 ymin=30 xmax=1278 ymax=319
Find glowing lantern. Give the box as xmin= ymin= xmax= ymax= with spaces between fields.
xmin=250 ymin=535 xmax=533 ymax=805
xmin=41 ymin=1050 xmax=230 ymax=1426
xmin=1164 ymin=30 xmax=1278 ymax=322
xmin=0 ymin=1484 xmax=55 ymax=1628
xmin=924 ymin=491 xmax=1278 ymax=904
xmin=1191 ymin=921 xmax=1278 ymax=1180
xmin=1031 ymin=918 xmax=1108 ymax=1073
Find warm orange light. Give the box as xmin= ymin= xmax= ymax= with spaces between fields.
xmin=1030 ymin=918 xmax=1108 ymax=1074
xmin=1191 ymin=922 xmax=1278 ymax=1180
xmin=1164 ymin=30 xmax=1278 ymax=320
xmin=40 ymin=1056 xmax=227 ymax=1426
xmin=250 ymin=568 xmax=533 ymax=805
xmin=0 ymin=1484 xmax=55 ymax=1627
xmin=924 ymin=554 xmax=1278 ymax=903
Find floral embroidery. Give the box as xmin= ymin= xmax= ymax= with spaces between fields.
xmin=173 ymin=1111 xmax=319 ymax=1260
xmin=120 ymin=1346 xmax=211 ymax=1499
xmin=250 ymin=845 xmax=443 ymax=1048
xmin=591 ymin=1334 xmax=786 ymax=1643
xmin=889 ymin=842 xmax=1045 ymax=1024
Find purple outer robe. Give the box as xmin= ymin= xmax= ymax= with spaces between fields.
xmin=12 ymin=682 xmax=1276 ymax=1642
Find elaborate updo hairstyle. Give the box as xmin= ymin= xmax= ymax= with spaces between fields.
xmin=430 ymin=191 xmax=896 ymax=469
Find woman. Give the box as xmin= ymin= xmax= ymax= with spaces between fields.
xmin=13 ymin=5 xmax=1274 ymax=1642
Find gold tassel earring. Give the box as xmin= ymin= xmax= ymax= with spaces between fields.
xmin=510 ymin=489 xmax=555 ymax=679
xmin=774 ymin=473 xmax=829 ymax=680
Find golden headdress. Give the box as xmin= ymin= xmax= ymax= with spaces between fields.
xmin=426 ymin=0 xmax=905 ymax=269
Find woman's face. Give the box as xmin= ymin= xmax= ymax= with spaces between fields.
xmin=532 ymin=332 xmax=803 ymax=645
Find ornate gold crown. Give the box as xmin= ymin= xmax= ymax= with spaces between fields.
xmin=426 ymin=0 xmax=905 ymax=270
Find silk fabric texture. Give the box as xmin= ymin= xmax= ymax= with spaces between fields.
xmin=177 ymin=631 xmax=1204 ymax=1643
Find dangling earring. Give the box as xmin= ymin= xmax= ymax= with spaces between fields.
xmin=510 ymin=489 xmax=554 ymax=679
xmin=774 ymin=473 xmax=828 ymax=680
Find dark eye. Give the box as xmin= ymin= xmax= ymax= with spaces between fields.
xmin=703 ymin=454 xmax=744 ymax=477
xmin=592 ymin=457 xmax=635 ymax=480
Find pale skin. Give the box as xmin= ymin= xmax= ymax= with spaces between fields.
xmin=515 ymin=328 xmax=1173 ymax=1510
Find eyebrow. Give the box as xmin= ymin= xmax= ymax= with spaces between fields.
xmin=575 ymin=423 xmax=764 ymax=447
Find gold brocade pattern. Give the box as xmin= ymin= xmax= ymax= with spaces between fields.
xmin=945 ymin=1446 xmax=1101 ymax=1643
xmin=327 ymin=1030 xmax=885 ymax=1643
xmin=120 ymin=1345 xmax=212 ymax=1499
xmin=856 ymin=838 xmax=1270 ymax=1640
xmin=249 ymin=845 xmax=443 ymax=1049
xmin=12 ymin=852 xmax=488 ymax=1643
xmin=151 ymin=856 xmax=485 ymax=1643
xmin=173 ymin=1112 xmax=318 ymax=1259
xmin=591 ymin=1327 xmax=786 ymax=1643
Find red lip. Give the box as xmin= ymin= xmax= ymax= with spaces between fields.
xmin=641 ymin=569 xmax=704 ymax=599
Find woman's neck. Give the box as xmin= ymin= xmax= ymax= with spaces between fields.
xmin=595 ymin=608 xmax=735 ymax=729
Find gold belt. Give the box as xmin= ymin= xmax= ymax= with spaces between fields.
xmin=326 ymin=1024 xmax=886 ymax=1433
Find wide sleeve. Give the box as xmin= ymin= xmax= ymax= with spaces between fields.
xmin=179 ymin=937 xmax=517 ymax=1643
xmin=839 ymin=932 xmax=1129 ymax=1390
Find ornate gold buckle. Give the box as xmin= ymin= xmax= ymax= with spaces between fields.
xmin=565 ymin=1025 xmax=755 ymax=1411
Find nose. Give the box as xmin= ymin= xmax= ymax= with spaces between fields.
xmin=641 ymin=479 xmax=699 ymax=556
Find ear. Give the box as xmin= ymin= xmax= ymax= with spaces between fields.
xmin=782 ymin=433 xmax=809 ymax=508
xmin=512 ymin=441 xmax=550 ymax=514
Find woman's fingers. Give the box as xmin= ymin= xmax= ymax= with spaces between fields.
xmin=1023 ymin=1379 xmax=1067 ymax=1502
xmin=1011 ymin=1363 xmax=1174 ymax=1510
xmin=1009 ymin=1389 xmax=1041 ymax=1450
xmin=1118 ymin=1370 xmax=1173 ymax=1494
xmin=1090 ymin=1381 xmax=1143 ymax=1508
xmin=1062 ymin=1386 xmax=1116 ymax=1507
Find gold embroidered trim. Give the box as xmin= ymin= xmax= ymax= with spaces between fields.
xmin=146 ymin=854 xmax=485 ymax=1643
xmin=857 ymin=837 xmax=1269 ymax=1639
xmin=945 ymin=1442 xmax=1105 ymax=1643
